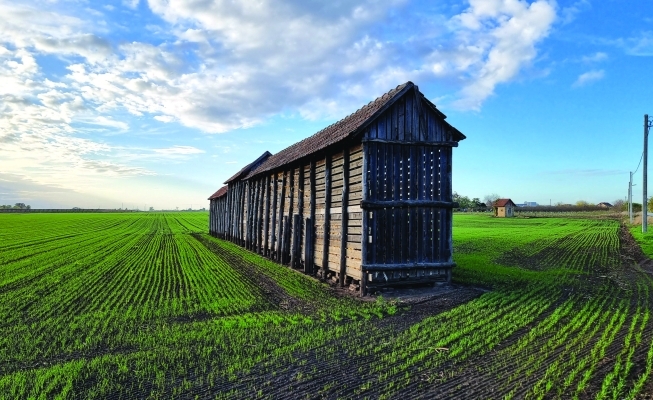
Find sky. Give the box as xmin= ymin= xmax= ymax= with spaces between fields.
xmin=0 ymin=0 xmax=651 ymax=209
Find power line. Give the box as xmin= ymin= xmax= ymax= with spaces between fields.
xmin=634 ymin=150 xmax=644 ymax=175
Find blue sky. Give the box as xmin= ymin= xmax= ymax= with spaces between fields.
xmin=0 ymin=0 xmax=651 ymax=209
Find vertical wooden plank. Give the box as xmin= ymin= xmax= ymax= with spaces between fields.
xmin=304 ymin=218 xmax=313 ymax=274
xmin=339 ymin=149 xmax=349 ymax=287
xmin=398 ymin=98 xmax=405 ymax=141
xmin=256 ymin=179 xmax=264 ymax=253
xmin=405 ymin=93 xmax=413 ymax=141
xmin=291 ymin=214 xmax=301 ymax=268
xmin=293 ymin=166 xmax=305 ymax=269
xmin=322 ymin=155 xmax=332 ymax=277
xmin=225 ymin=185 xmax=232 ymax=241
xmin=392 ymin=100 xmax=399 ymax=140
xmin=446 ymin=148 xmax=453 ymax=263
xmin=287 ymin=168 xmax=295 ymax=262
xmin=409 ymin=146 xmax=418 ymax=263
xmin=280 ymin=215 xmax=287 ymax=264
xmin=370 ymin=142 xmax=379 ymax=265
xmin=393 ymin=144 xmax=401 ymax=264
xmin=360 ymin=143 xmax=369 ymax=297
xmin=271 ymin=173 xmax=278 ymax=258
xmin=277 ymin=171 xmax=287 ymax=263
xmin=307 ymin=160 xmax=316 ymax=274
xmin=240 ymin=182 xmax=246 ymax=246
xmin=376 ymin=113 xmax=384 ymax=140
xmin=245 ymin=182 xmax=252 ymax=250
xmin=263 ymin=175 xmax=271 ymax=255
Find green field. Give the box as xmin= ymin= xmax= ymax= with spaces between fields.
xmin=1 ymin=212 xmax=652 ymax=398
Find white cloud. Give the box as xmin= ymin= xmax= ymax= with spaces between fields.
xmin=623 ymin=31 xmax=653 ymax=56
xmin=154 ymin=145 xmax=204 ymax=155
xmin=581 ymin=52 xmax=608 ymax=63
xmin=445 ymin=0 xmax=557 ymax=110
xmin=560 ymin=0 xmax=590 ymax=25
xmin=123 ymin=0 xmax=140 ymax=10
xmin=572 ymin=69 xmax=605 ymax=87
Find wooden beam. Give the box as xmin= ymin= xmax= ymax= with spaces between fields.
xmin=361 ymin=199 xmax=458 ymax=209
xmin=361 ymin=138 xmax=458 ymax=147
xmin=339 ymin=149 xmax=349 ymax=287
xmin=322 ymin=155 xmax=332 ymax=278
xmin=361 ymin=262 xmax=456 ymax=271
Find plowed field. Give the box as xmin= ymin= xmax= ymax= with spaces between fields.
xmin=1 ymin=212 xmax=652 ymax=399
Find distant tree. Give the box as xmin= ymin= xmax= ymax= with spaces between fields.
xmin=470 ymin=198 xmax=485 ymax=209
xmin=576 ymin=200 xmax=590 ymax=207
xmin=648 ymin=197 xmax=653 ymax=212
xmin=149 ymin=206 xmax=154 ymax=211
xmin=554 ymin=202 xmax=564 ymax=207
xmin=612 ymin=199 xmax=626 ymax=211
xmin=483 ymin=193 xmax=501 ymax=208
xmin=453 ymin=192 xmax=472 ymax=209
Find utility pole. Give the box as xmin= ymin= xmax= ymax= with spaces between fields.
xmin=629 ymin=172 xmax=634 ymax=224
xmin=645 ymin=114 xmax=651 ymax=233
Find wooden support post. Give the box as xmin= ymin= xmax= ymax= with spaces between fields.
xmin=282 ymin=215 xmax=291 ymax=264
xmin=291 ymin=214 xmax=301 ymax=268
xmin=304 ymin=217 xmax=313 ymax=274
xmin=239 ymin=183 xmax=246 ymax=246
xmin=296 ymin=166 xmax=304 ymax=268
xmin=322 ymin=156 xmax=332 ymax=279
xmin=287 ymin=168 xmax=295 ymax=265
xmin=229 ymin=184 xmax=235 ymax=242
xmin=339 ymin=149 xmax=349 ymax=287
xmin=277 ymin=171 xmax=287 ymax=263
xmin=225 ymin=185 xmax=232 ymax=241
xmin=307 ymin=160 xmax=316 ymax=274
xmin=361 ymin=144 xmax=369 ymax=297
xmin=271 ymin=174 xmax=278 ymax=259
xmin=263 ymin=175 xmax=271 ymax=256
xmin=256 ymin=179 xmax=264 ymax=254
xmin=245 ymin=182 xmax=253 ymax=250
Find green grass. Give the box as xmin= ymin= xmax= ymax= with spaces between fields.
xmin=0 ymin=212 xmax=651 ymax=398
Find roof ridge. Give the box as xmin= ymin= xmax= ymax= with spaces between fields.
xmin=241 ymin=82 xmax=414 ymax=180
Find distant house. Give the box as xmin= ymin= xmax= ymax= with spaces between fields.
xmin=597 ymin=202 xmax=613 ymax=209
xmin=494 ymin=198 xmax=516 ymax=217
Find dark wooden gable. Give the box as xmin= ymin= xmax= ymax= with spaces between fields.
xmin=362 ymin=85 xmax=465 ymax=144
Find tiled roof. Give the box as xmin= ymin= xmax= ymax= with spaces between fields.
xmin=494 ymin=198 xmax=515 ymax=207
xmin=224 ymin=151 xmax=272 ymax=184
xmin=244 ymin=82 xmax=415 ymax=179
xmin=208 ymin=186 xmax=228 ymax=200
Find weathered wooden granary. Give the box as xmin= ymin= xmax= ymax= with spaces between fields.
xmin=208 ymin=82 xmax=466 ymax=295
